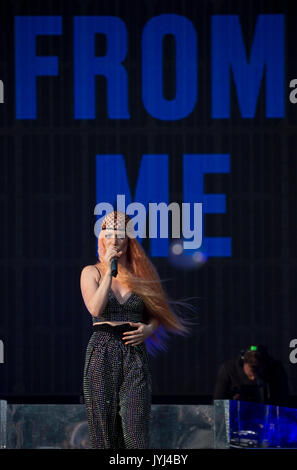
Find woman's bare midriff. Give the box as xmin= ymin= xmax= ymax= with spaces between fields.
xmin=93 ymin=321 xmax=130 ymax=327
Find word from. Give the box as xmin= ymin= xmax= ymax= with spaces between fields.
xmin=15 ymin=14 xmax=284 ymax=119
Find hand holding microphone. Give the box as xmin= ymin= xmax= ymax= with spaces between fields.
xmin=104 ymin=245 xmax=122 ymax=277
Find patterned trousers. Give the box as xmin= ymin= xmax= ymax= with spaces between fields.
xmin=83 ymin=323 xmax=152 ymax=449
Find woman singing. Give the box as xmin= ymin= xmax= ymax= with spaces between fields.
xmin=81 ymin=210 xmax=195 ymax=449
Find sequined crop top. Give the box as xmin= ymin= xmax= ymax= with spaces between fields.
xmin=92 ymin=265 xmax=145 ymax=323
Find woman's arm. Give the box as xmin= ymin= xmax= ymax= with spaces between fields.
xmin=80 ymin=265 xmax=112 ymax=318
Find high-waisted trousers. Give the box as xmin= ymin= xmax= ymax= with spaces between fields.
xmin=83 ymin=323 xmax=152 ymax=449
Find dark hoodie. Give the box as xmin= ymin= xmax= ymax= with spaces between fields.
xmin=213 ymin=354 xmax=289 ymax=406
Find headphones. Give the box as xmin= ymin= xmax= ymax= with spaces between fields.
xmin=239 ymin=344 xmax=269 ymax=367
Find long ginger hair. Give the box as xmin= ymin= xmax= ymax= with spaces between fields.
xmin=96 ymin=211 xmax=198 ymax=356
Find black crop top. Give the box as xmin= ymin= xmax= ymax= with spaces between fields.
xmin=92 ymin=265 xmax=146 ymax=323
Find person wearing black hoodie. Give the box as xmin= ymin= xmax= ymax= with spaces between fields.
xmin=213 ymin=344 xmax=289 ymax=406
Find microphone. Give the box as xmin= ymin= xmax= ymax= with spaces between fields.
xmin=111 ymin=257 xmax=118 ymax=277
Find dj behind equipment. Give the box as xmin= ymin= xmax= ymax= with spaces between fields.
xmin=213 ymin=344 xmax=289 ymax=406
